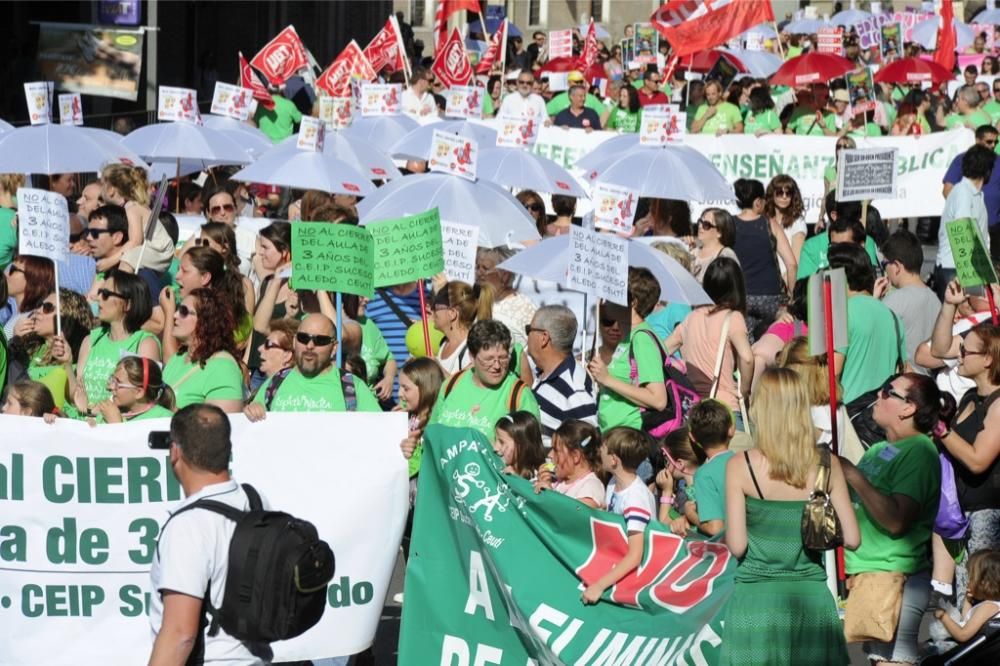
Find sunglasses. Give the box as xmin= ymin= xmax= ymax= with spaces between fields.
xmin=600 ymin=317 xmax=618 ymax=327
xmin=879 ymin=382 xmax=909 ymax=403
xmin=296 ymin=332 xmax=335 ymax=347
xmin=209 ymin=203 xmax=235 ymax=215
xmin=38 ymin=301 xmax=57 ymax=315
xmin=84 ymin=228 xmax=113 ymax=239
xmin=176 ymin=304 xmax=197 ymax=319
xmin=98 ymin=288 xmax=128 ymax=301
xmin=69 ymin=233 xmax=83 ymax=243
xmin=699 ymin=219 xmax=717 ymax=231
xmin=960 ymin=342 xmax=987 ymax=359
xmin=835 ymin=143 xmax=852 ymax=150
xmin=773 ymin=187 xmax=794 ymax=197
xmin=194 ymin=238 xmax=213 ymax=247
xmin=526 ymin=202 xmax=545 ymax=213
xmin=524 ymin=325 xmax=546 ymax=336
xmin=7 ymin=266 xmax=24 ymax=276
xmin=518 ymin=80 xmax=533 ymax=86
xmin=262 ymin=340 xmax=288 ymax=351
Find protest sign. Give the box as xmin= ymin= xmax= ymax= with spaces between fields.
xmin=836 ymin=147 xmax=898 ymax=202
xmin=593 ymin=182 xmax=638 ymax=234
xmin=744 ymin=31 xmax=765 ymax=51
xmin=817 ymin=27 xmax=844 ymax=55
xmin=846 ymin=67 xmax=874 ymax=105
xmin=57 ymin=93 xmax=83 ymax=125
xmin=23 ymin=81 xmax=51 ymax=125
xmin=639 ymin=106 xmax=684 ymax=146
xmin=319 ymin=95 xmax=354 ymax=129
xmin=0 ymin=413 xmax=408 ymax=664
xmin=398 ymin=424 xmax=734 ymax=665
xmin=946 ymin=218 xmax=999 ymax=289
xmin=496 ymin=111 xmax=540 ymax=147
xmin=291 ymin=221 xmax=373 ymax=296
xmin=807 ymin=268 xmax=849 ymax=356
xmin=296 ymin=116 xmax=326 ymax=152
xmin=567 ymin=226 xmax=628 ymax=305
xmin=880 ymin=22 xmax=902 ymax=59
xmin=368 ymin=208 xmax=445 ymax=287
xmin=209 ymin=82 xmax=253 ymax=121
xmin=360 ymin=83 xmax=402 ymax=116
xmin=633 ymin=23 xmax=658 ymax=64
xmin=428 ymin=130 xmax=479 ymax=181
xmin=157 ymin=86 xmax=199 ymax=122
xmin=36 ymin=23 xmax=144 ymax=101
xmin=549 ymin=29 xmax=573 ymax=58
xmin=17 ymin=187 xmax=69 ymax=263
xmin=445 ymin=85 xmax=484 ymax=119
xmin=441 ymin=221 xmax=480 ymax=283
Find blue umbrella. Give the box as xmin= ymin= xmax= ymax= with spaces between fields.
xmin=468 ymin=18 xmax=522 ymax=37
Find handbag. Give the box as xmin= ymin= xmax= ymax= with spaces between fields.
xmin=935 ymin=453 xmax=970 ymax=539
xmin=843 ymin=571 xmax=906 ymax=643
xmin=801 ymin=445 xmax=844 ymax=550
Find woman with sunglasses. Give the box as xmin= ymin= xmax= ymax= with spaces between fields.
xmin=764 ymin=175 xmax=807 ymax=277
xmin=838 ymin=373 xmax=954 ymax=666
xmin=250 ymin=318 xmax=297 ymax=398
xmin=3 ymin=255 xmax=55 ymax=340
xmin=161 ymin=287 xmax=244 ymax=413
xmin=742 ymin=87 xmax=781 ymax=136
xmin=89 ymin=356 xmax=175 ymax=423
xmin=248 ymin=222 xmax=293 ymax=389
xmin=431 ymin=281 xmax=494 ymax=376
xmin=690 ymin=208 xmax=739 ymax=284
xmin=516 ymin=190 xmax=548 ymax=238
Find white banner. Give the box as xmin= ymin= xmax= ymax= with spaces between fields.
xmin=0 ymin=413 xmax=409 ymax=664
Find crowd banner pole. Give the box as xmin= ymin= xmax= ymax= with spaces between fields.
xmin=174 ymin=157 xmax=181 ymax=213
xmin=860 ymin=199 xmax=869 ymax=229
xmin=580 ymin=292 xmax=588 ymax=363
xmin=823 ymin=273 xmax=839 ymax=454
xmin=988 ymin=285 xmax=999 ymax=326
xmin=417 ymin=279 xmax=433 ymax=357
xmin=336 ymin=291 xmax=344 ymax=368
xmin=477 ymin=8 xmax=490 ymax=44
xmin=592 ymin=298 xmax=601 ymax=362
xmin=773 ymin=22 xmax=786 ymax=58
xmin=54 ymin=260 xmax=62 ymax=338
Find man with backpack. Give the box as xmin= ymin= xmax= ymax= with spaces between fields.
xmin=244 ymin=314 xmax=381 ymax=419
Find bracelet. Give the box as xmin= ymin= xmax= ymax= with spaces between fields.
xmin=659 ymin=495 xmax=674 ymax=505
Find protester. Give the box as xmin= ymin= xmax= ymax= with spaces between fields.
xmin=515 ymin=190 xmax=548 ymax=237
xmin=498 ymin=70 xmax=549 ymax=123
xmin=636 ymin=67 xmax=668 ymax=107
xmin=398 ymin=356 xmax=446 ymax=480
xmin=942 ymin=125 xmax=1000 ymax=259
xmin=601 ymin=84 xmax=641 ymax=132
xmin=797 ymin=196 xmax=880 ymax=280
xmin=402 ymin=67 xmax=436 ymax=119
xmin=474 ymin=246 xmax=537 ymax=350
xmin=743 ymin=86 xmax=781 ymax=136
xmin=879 ymin=230 xmax=941 ymax=372
xmin=86 ymin=356 xmax=175 ymax=423
xmin=1 ymin=379 xmax=55 ymax=417
xmin=763 ymin=175 xmax=807 ymax=276
xmin=553 ymin=85 xmax=602 ymax=131
xmin=0 ymin=174 xmax=23 ymax=269
xmin=689 ymin=80 xmax=743 ymax=134
xmin=494 ymin=411 xmax=546 ymax=479
xmin=689 ymin=207 xmax=739 ymax=283
xmin=249 ymin=318 xmax=297 ymax=398
xmin=674 ymin=399 xmax=735 ymax=537
xmin=534 ymin=419 xmax=603 ymax=508
xmin=4 ymin=255 xmax=55 ymax=339
xmin=100 ymin=163 xmax=173 ymax=277
xmin=635 ymin=198 xmax=692 ymax=238
xmin=432 ymin=281 xmax=493 ymax=376
xmin=932 ymin=549 xmax=1000 ymax=645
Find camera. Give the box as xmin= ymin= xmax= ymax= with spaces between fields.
xmin=148 ymin=431 xmax=171 ymax=449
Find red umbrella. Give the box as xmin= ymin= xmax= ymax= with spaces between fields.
xmin=538 ymin=56 xmax=581 ymax=74
xmin=873 ymin=57 xmax=953 ymax=85
xmin=770 ymin=52 xmax=857 ymax=87
xmin=677 ymin=49 xmax=749 ymax=74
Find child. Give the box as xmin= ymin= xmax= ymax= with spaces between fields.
xmin=494 ymin=411 xmax=546 ymax=479
xmin=681 ymin=399 xmax=734 ymax=537
xmin=398 ymin=357 xmax=446 ymax=480
xmin=73 ymin=356 xmax=175 ymax=424
xmin=534 ymin=420 xmax=604 ymax=509
xmin=2 ymin=380 xmax=56 ymax=417
xmin=582 ymin=427 xmax=657 ymax=605
xmin=655 ymin=426 xmax=702 ymax=531
xmin=933 ymin=549 xmax=1000 ymax=644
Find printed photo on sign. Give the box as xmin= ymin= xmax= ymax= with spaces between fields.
xmin=428 ymin=130 xmax=478 ymax=181
xmin=445 ymin=85 xmax=484 ymax=119
xmin=361 ymin=83 xmax=402 ymax=116
xmin=23 ymin=82 xmax=51 ymax=125
xmin=58 ymin=93 xmax=83 ymax=126
xmin=441 ymin=221 xmax=479 ymax=284
xmin=496 ymin=112 xmax=539 ymax=148
xmin=158 ymin=86 xmax=199 ymax=122
xmin=36 ymin=23 xmax=144 ymax=101
xmin=296 ymin=116 xmax=326 ymax=152
xmin=210 ymin=82 xmax=254 ymax=121
xmin=548 ymin=29 xmax=573 ymax=59
xmin=633 ymin=23 xmax=658 ymax=64
xmin=836 ymin=147 xmax=899 ymax=203
xmin=567 ymin=226 xmax=628 ymax=306
xmin=639 ymin=107 xmax=684 ymax=146
xmin=593 ymin=182 xmax=638 ymax=234
xmin=319 ymin=95 xmax=354 ymax=129
xmin=17 ymin=187 xmax=69 ymax=263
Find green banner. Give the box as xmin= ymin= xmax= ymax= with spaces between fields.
xmin=946 ymin=218 xmax=998 ymax=289
xmin=399 ymin=425 xmax=735 ymax=665
xmin=291 ymin=222 xmax=374 ymax=296
xmin=368 ymin=208 xmax=444 ymax=288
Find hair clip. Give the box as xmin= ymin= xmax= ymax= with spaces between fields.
xmin=579 ymin=436 xmax=591 ymax=448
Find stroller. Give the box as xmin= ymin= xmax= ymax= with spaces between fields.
xmin=921 ymin=622 xmax=1000 ymax=665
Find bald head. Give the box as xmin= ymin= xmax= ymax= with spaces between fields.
xmin=299 ymin=313 xmax=335 ymax=337
xmin=294 ymin=314 xmax=337 ymax=377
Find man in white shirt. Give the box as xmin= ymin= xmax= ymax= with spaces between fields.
xmin=401 ymin=66 xmax=436 ymax=119
xmin=498 ymin=71 xmax=551 ymax=125
xmin=935 ymin=144 xmax=995 ymax=299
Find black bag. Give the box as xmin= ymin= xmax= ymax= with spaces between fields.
xmin=168 ymin=484 xmax=335 ymax=643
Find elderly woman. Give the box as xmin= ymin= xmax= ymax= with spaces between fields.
xmin=475 ymin=246 xmax=537 ymax=350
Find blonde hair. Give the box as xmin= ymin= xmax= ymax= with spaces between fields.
xmin=436 ymin=281 xmax=494 ymax=328
xmin=0 ymin=173 xmax=25 ymax=196
xmin=651 ymin=241 xmax=694 ymax=274
xmin=750 ymin=367 xmax=818 ymax=488
xmin=777 ymin=337 xmax=842 ymax=406
xmin=101 ymin=163 xmax=150 ymax=206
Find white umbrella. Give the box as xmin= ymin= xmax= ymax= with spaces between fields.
xmin=576 ymin=134 xmax=639 ymax=174
xmin=121 ymin=121 xmax=254 ymax=165
xmin=911 ymin=18 xmax=975 ymax=51
xmin=741 ymin=24 xmax=777 ymax=39
xmin=230 ymin=134 xmax=375 ymax=196
xmin=358 ymin=173 xmax=540 ymax=246
xmin=268 ymin=132 xmax=401 ymax=180
xmin=199 ymin=115 xmax=273 ymax=159
xmin=498 ymin=235 xmax=712 ymax=306
xmin=830 ymin=9 xmax=870 ymax=27
xmin=389 ymin=120 xmax=498 ymax=161
xmin=0 ymin=118 xmax=13 ymax=133
xmin=579 ymin=23 xmax=611 ymax=39
xmin=595 ymin=145 xmax=736 ymax=203
xmin=0 ymin=124 xmax=149 ymax=174
xmin=341 ymin=115 xmax=419 ymax=154
xmin=975 ymin=9 xmax=1000 ymax=25
xmin=783 ymin=18 xmax=831 ymax=34
xmin=722 ymin=48 xmax=784 ymax=78
xmin=477 ymin=146 xmax=588 ymax=197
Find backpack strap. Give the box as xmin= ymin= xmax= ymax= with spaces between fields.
xmin=241 ymin=483 xmax=263 ymax=511
xmin=627 ymin=328 xmax=668 ymax=384
xmin=444 ymin=367 xmax=470 ymax=398
xmin=262 ymin=367 xmax=293 ymax=410
xmin=508 ymin=379 xmax=527 ymax=412
xmin=339 ymin=369 xmax=357 ymax=412
xmin=709 ymin=312 xmax=735 ymax=399
xmin=376 ymin=288 xmax=415 ymax=328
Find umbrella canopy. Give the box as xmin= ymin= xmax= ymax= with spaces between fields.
xmin=200 ymin=115 xmax=273 ymax=158
xmin=122 ymin=121 xmax=253 ymax=164
xmin=0 ymin=124 xmax=149 ymax=174
xmin=678 ymin=50 xmax=748 ymax=74
xmin=229 ymin=133 xmax=375 ymax=196
xmin=770 ymin=52 xmax=857 ymax=87
xmin=358 ymin=173 xmax=540 ymax=247
xmin=477 ymin=146 xmax=588 ymax=197
xmin=741 ymin=24 xmax=777 ymax=39
xmin=0 ymin=118 xmax=13 ymax=133
xmin=830 ymin=9 xmax=870 ymax=27
xmin=266 ymin=132 xmax=400 ymax=180
xmin=597 ymin=145 xmax=735 ymax=202
xmin=340 ymin=115 xmax=419 ymax=154
xmin=911 ymin=18 xmax=975 ymax=51
xmin=722 ymin=48 xmax=784 ymax=78
xmin=498 ymin=235 xmax=712 ymax=306
xmin=579 ymin=23 xmax=611 ymax=39
xmin=389 ymin=120 xmax=498 ymax=162
xmin=576 ymin=134 xmax=639 ymax=174
xmin=873 ymin=57 xmax=954 ymax=85
xmin=975 ymin=9 xmax=1000 ymax=25
xmin=782 ymin=18 xmax=831 ymax=35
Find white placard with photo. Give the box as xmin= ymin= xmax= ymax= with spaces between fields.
xmin=360 ymin=83 xmax=402 ymax=116
xmin=210 ymin=82 xmax=254 ymax=121
xmin=496 ymin=111 xmax=540 ymax=148
xmin=428 ymin=130 xmax=478 ymax=181
xmin=445 ymin=85 xmax=484 ymax=119
xmin=593 ymin=182 xmax=639 ymax=234
xmin=296 ymin=116 xmax=326 ymax=152
xmin=158 ymin=86 xmax=200 ymax=122
xmin=58 ymin=93 xmax=83 ymax=126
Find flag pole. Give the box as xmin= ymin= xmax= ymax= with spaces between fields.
xmin=477 ymin=8 xmax=491 ymax=44
xmin=499 ymin=19 xmax=509 ymax=78
xmin=54 ymin=260 xmax=62 ymax=338
xmin=773 ymin=22 xmax=786 ymax=59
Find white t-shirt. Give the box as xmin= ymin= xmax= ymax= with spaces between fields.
xmin=605 ymin=476 xmax=656 ymax=533
xmin=554 ymin=472 xmax=605 ymax=508
xmin=778 ymin=216 xmax=807 ymax=276
xmin=150 ymin=479 xmax=271 ymax=665
xmin=933 ymin=311 xmax=993 ymax=403
xmin=498 ymin=93 xmax=549 ymax=121
xmin=437 ymin=338 xmax=470 ymax=376
xmin=401 ymin=87 xmax=436 ymax=119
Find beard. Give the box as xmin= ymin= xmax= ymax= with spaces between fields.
xmin=297 ymin=352 xmax=330 ymax=378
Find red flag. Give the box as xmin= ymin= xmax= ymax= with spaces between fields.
xmin=476 ymin=19 xmax=507 ymax=74
xmin=364 ymin=17 xmax=407 ymax=74
xmin=433 ymin=28 xmax=474 ymax=87
xmin=651 ymin=0 xmax=775 ymax=58
xmin=934 ymin=0 xmax=957 ymax=73
xmin=239 ymin=51 xmax=275 ymax=111
xmin=434 ymin=0 xmax=481 ymax=52
xmin=580 ymin=19 xmax=600 ymax=73
xmin=316 ymin=41 xmax=377 ymax=97
xmin=250 ymin=26 xmax=309 ymax=85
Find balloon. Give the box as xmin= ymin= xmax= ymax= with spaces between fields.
xmin=405 ymin=321 xmax=444 ymax=357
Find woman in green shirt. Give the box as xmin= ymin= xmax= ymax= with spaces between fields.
xmin=602 ymin=85 xmax=642 ymax=133
xmin=90 ymin=356 xmax=175 ymax=423
xmin=743 ymin=87 xmax=781 ymax=136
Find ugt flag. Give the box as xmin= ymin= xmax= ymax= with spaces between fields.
xmin=249 ymin=25 xmax=309 ymax=85
xmin=652 ymin=0 xmax=775 ymax=58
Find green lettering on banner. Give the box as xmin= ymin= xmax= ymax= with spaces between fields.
xmin=367 ymin=208 xmax=445 ymax=288
xmin=946 ymin=218 xmax=998 ymax=288
xmin=291 ymin=222 xmax=374 ymax=297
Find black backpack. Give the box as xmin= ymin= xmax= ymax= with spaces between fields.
xmin=165 ymin=483 xmax=335 ymax=643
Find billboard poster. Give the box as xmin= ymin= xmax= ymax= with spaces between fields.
xmin=36 ymin=23 xmax=144 ymax=101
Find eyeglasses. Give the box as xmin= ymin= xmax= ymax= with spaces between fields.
xmin=262 ymin=340 xmax=288 ymax=351
xmin=476 ymin=354 xmax=510 ymax=368
xmin=209 ymin=203 xmax=235 ymax=215
xmin=38 ymin=301 xmax=57 ymax=315
xmin=194 ymin=238 xmax=212 ymax=247
xmin=836 ymin=143 xmax=852 ymax=150
xmin=295 ymin=332 xmax=335 ymax=347
xmin=107 ymin=376 xmax=139 ymax=391
xmin=176 ymin=304 xmax=197 ymax=319
xmin=69 ymin=233 xmax=83 ymax=243
xmin=960 ymin=342 xmax=987 ymax=359
xmin=774 ymin=187 xmax=794 ymax=197
xmin=699 ymin=219 xmax=717 ymax=231
xmin=97 ymin=288 xmax=128 ymax=301
xmin=518 ymin=80 xmax=533 ymax=86
xmin=985 ymin=139 xmax=999 ymax=148
xmin=879 ymin=382 xmax=909 ymax=403
xmin=524 ymin=325 xmax=546 ymax=336
xmin=84 ymin=228 xmax=113 ymax=239
xmin=525 ymin=202 xmax=545 ymax=213
xmin=7 ymin=266 xmax=24 ymax=276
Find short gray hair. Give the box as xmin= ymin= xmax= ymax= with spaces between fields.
xmin=961 ymin=85 xmax=982 ymax=108
xmin=532 ymin=305 xmax=578 ymax=354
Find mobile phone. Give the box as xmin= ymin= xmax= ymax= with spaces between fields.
xmin=148 ymin=431 xmax=171 ymax=449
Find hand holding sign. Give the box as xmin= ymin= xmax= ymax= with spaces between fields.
xmin=946 ymin=218 xmax=998 ymax=289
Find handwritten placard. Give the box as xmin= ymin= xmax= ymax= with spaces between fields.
xmin=57 ymin=93 xmax=83 ymax=126
xmin=290 ymin=222 xmax=374 ymax=296
xmin=593 ymin=182 xmax=638 ymax=234
xmin=296 ymin=116 xmax=326 ymax=152
xmin=946 ymin=218 xmax=999 ymax=289
xmin=428 ymin=130 xmax=478 ymax=181
xmin=23 ymin=82 xmax=51 ymax=125
xmin=158 ymin=86 xmax=200 ymax=122
xmin=319 ymin=95 xmax=354 ymax=129
xmin=836 ymin=147 xmax=898 ymax=202
xmin=567 ymin=226 xmax=628 ymax=305
xmin=445 ymin=85 xmax=484 ymax=119
xmin=367 ymin=208 xmax=445 ymax=287
xmin=496 ymin=111 xmax=539 ymax=147
xmin=210 ymin=82 xmax=254 ymax=121
xmin=639 ymin=106 xmax=685 ymax=146
xmin=360 ymin=83 xmax=402 ymax=116
xmin=817 ymin=27 xmax=844 ymax=56
xmin=17 ymin=187 xmax=69 ymax=263
xmin=441 ymin=220 xmax=480 ymax=283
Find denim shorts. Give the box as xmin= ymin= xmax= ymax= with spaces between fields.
xmin=863 ymin=569 xmax=930 ymax=664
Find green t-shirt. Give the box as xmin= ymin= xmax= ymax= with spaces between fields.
xmin=796 ymin=234 xmax=880 ymax=281
xmin=984 ymin=100 xmax=1000 ymax=125
xmin=838 ymin=295 xmax=907 ymax=404
xmin=607 ymin=107 xmax=642 ymax=133
xmin=692 ymin=102 xmax=742 ymax=134
xmin=80 ymin=328 xmax=159 ymax=405
xmin=0 ymin=207 xmax=16 ymax=269
xmin=94 ymin=404 xmax=174 ymax=424
xmin=429 ymin=370 xmax=540 ymax=441
xmin=787 ymin=108 xmax=834 ymax=136
xmin=685 ymin=102 xmax=705 ymax=131
xmin=845 ymin=435 xmax=940 ymax=575
xmin=945 ymin=109 xmax=992 ymax=131
xmin=253 ymin=94 xmax=303 ymax=143
xmin=847 ymin=122 xmax=883 ymax=138
xmin=253 ymin=367 xmax=381 ymax=412
xmin=162 ymin=351 xmax=244 ymax=409
xmin=743 ymin=109 xmax=781 ymax=135
xmin=545 ymin=92 xmax=604 ymax=117
xmin=482 ymin=93 xmax=495 ymax=117
xmin=692 ymin=450 xmax=733 ymax=524
xmin=360 ymin=317 xmax=391 ymax=385
xmin=598 ymin=323 xmax=665 ymax=431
